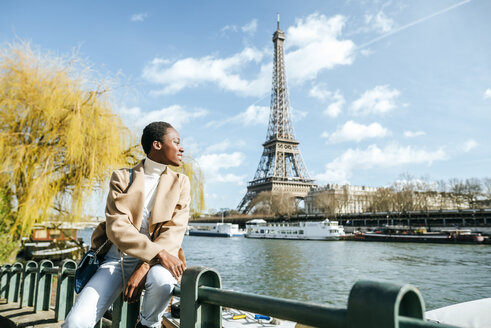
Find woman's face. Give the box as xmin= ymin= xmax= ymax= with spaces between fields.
xmin=152 ymin=128 xmax=184 ymax=166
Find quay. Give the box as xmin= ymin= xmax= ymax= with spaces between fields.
xmin=0 ymin=260 xmax=461 ymax=328
xmin=196 ymin=208 xmax=491 ymax=234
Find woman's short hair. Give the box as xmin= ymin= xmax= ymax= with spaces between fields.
xmin=141 ymin=121 xmax=174 ymax=155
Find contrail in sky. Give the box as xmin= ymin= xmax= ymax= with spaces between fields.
xmin=357 ymin=0 xmax=472 ymax=50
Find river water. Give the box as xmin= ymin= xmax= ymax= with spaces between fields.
xmin=79 ymin=229 xmax=490 ymax=310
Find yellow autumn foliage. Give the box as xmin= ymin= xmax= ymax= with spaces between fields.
xmin=0 ymin=43 xmax=136 ymax=257
xmin=174 ymin=156 xmax=205 ymax=219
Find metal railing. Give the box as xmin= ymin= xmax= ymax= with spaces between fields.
xmin=0 ymin=262 xmax=459 ymax=328
xmin=177 ymin=267 xmax=459 ymax=328
xmin=0 ymin=259 xmax=136 ymax=327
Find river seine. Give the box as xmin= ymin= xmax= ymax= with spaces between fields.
xmin=80 ymin=230 xmax=490 ymax=311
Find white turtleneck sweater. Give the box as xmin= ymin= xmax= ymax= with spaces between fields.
xmin=140 ymin=157 xmax=167 ymax=238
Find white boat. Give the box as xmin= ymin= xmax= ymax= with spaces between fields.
xmin=426 ymin=297 xmax=491 ymax=327
xmin=188 ymin=223 xmax=245 ymax=237
xmin=245 ymin=219 xmax=345 ymax=240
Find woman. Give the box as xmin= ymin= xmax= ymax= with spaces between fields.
xmin=63 ymin=121 xmax=190 ymax=328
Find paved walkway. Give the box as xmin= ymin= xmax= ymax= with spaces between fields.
xmin=0 ymin=299 xmax=61 ymax=328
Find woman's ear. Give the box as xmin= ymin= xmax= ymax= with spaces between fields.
xmin=152 ymin=140 xmax=163 ymax=151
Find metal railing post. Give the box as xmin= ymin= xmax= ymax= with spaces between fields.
xmin=0 ymin=264 xmax=12 ymax=299
xmin=7 ymin=262 xmax=23 ymax=303
xmin=55 ymin=259 xmax=77 ymax=321
xmin=181 ymin=266 xmax=222 ymax=328
xmin=111 ymin=292 xmax=140 ymax=328
xmin=20 ymin=260 xmax=38 ymax=308
xmin=34 ymin=259 xmax=54 ymax=312
xmin=347 ymin=280 xmax=425 ymax=328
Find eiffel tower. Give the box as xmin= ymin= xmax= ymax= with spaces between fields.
xmin=238 ymin=16 xmax=316 ymax=213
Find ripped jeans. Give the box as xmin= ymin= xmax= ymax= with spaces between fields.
xmin=63 ymin=244 xmax=177 ymax=328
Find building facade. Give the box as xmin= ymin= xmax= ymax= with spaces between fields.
xmin=305 ymin=185 xmax=473 ymax=216
xmin=305 ymin=184 xmax=377 ymax=215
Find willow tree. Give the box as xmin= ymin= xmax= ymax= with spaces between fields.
xmin=0 ymin=43 xmax=206 ymax=263
xmin=0 ymin=43 xmax=138 ymax=262
xmin=173 ymin=156 xmax=205 ymax=218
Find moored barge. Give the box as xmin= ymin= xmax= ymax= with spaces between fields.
xmin=354 ymin=226 xmax=486 ymax=244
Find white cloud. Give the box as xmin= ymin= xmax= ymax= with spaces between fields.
xmin=309 ymin=84 xmax=331 ymax=101
xmin=315 ymin=143 xmax=447 ymax=183
xmin=198 ymin=152 xmax=246 ymax=184
xmin=292 ymin=107 xmax=308 ymax=121
xmin=143 ymin=13 xmax=355 ymax=96
xmin=308 ymin=84 xmax=345 ymax=118
xmin=360 ymin=48 xmax=374 ymax=56
xmin=324 ymin=90 xmax=345 ymax=118
xmin=238 ymin=104 xmax=270 ymax=125
xmin=463 ymin=139 xmax=478 ymax=152
xmin=207 ymin=104 xmax=270 ymax=128
xmin=484 ymin=89 xmax=491 ymax=99
xmin=285 ymin=13 xmax=355 ymax=83
xmin=207 ymin=103 xmax=306 ymax=129
xmin=142 ymin=47 xmax=268 ymax=96
xmin=119 ymin=105 xmax=207 ymax=130
xmin=182 ymin=137 xmax=200 ymax=155
xmin=351 ymin=85 xmax=401 ymax=116
xmin=205 ymin=139 xmax=232 ymax=153
xmin=215 ymin=173 xmax=246 ymax=184
xmin=221 ymin=24 xmax=238 ymax=33
xmin=199 ymin=152 xmax=244 ymax=171
xmin=242 ymin=19 xmax=258 ymax=34
xmin=404 ymin=130 xmax=426 ymax=138
xmin=131 ymin=13 xmax=148 ymax=22
xmin=323 ymin=121 xmax=388 ymax=143
xmin=365 ymin=11 xmax=394 ymax=33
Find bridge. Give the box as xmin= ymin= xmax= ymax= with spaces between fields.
xmin=196 ymin=208 xmax=491 ymax=233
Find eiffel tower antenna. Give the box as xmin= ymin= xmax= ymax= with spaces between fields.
xmin=237 ymin=16 xmax=316 ymax=213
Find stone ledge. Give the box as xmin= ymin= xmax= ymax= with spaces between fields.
xmin=0 ymin=299 xmax=61 ymax=328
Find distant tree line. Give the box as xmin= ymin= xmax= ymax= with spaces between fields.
xmin=231 ymin=175 xmax=491 ymax=219
xmin=367 ymin=175 xmax=491 ymax=213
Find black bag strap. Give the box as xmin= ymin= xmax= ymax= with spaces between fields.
xmin=93 ymin=238 xmax=109 ymax=256
xmin=129 ymin=167 xmax=134 ymax=187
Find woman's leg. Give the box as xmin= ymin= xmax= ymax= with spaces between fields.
xmin=62 ymin=262 xmax=124 ymax=328
xmin=139 ymin=265 xmax=177 ymax=328
xmin=63 ymin=244 xmax=139 ymax=328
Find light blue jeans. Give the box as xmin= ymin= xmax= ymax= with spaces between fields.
xmin=63 ymin=245 xmax=177 ymax=328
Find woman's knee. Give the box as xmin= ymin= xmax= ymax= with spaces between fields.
xmin=146 ymin=265 xmax=177 ymax=289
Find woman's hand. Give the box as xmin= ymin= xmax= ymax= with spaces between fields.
xmin=157 ymin=249 xmax=186 ymax=278
xmin=124 ymin=262 xmax=149 ymax=303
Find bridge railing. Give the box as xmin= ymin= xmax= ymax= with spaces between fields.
xmin=0 ymin=262 xmax=459 ymax=328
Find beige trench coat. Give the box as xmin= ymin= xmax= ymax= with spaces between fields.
xmin=90 ymin=160 xmax=190 ymax=264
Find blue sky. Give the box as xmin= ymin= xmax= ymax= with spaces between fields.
xmin=2 ymin=0 xmax=490 ymax=214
